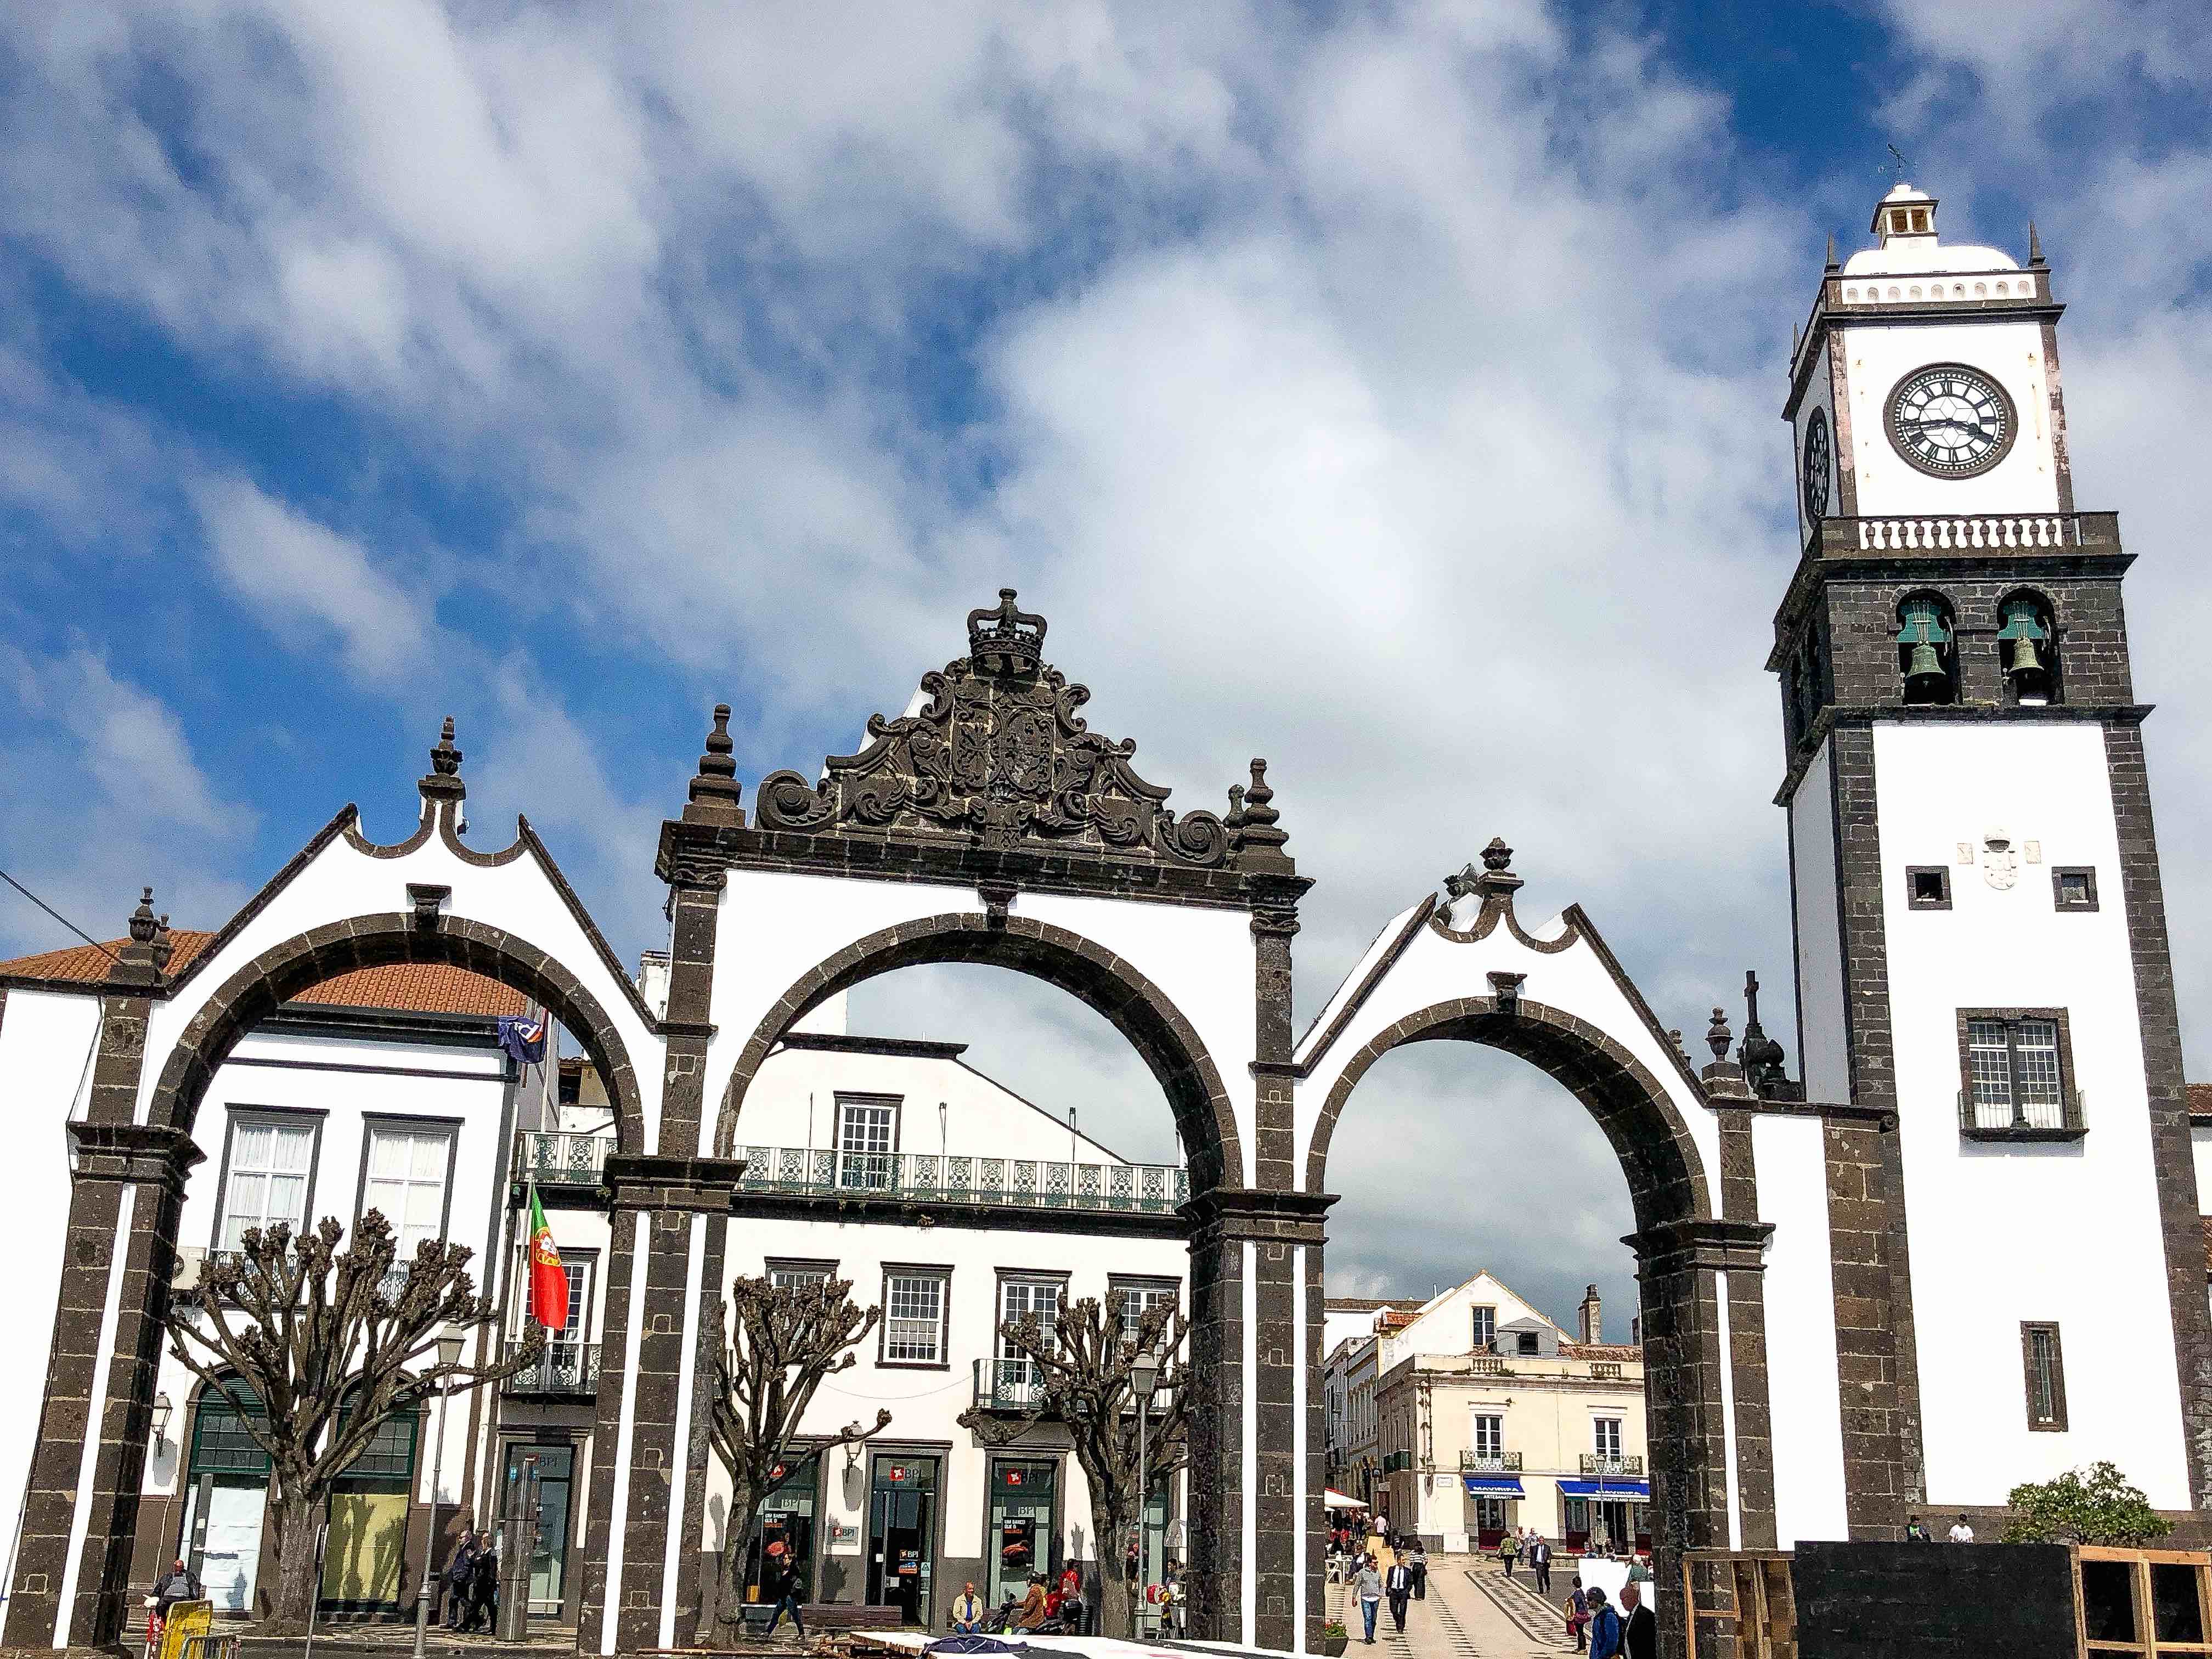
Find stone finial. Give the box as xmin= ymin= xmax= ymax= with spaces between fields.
xmin=1705 ymin=1007 xmax=1732 ymax=1063
xmin=2028 ymin=219 xmax=2045 ymax=267
xmin=127 ymin=887 xmax=159 ymax=945
xmin=1481 ymin=837 xmax=1514 ymax=874
xmin=430 ymin=717 xmax=462 ymax=776
xmin=150 ymin=913 xmax=175 ymax=974
xmin=1669 ymin=1029 xmax=1688 ymax=1063
xmin=1738 ymin=969 xmax=1788 ymax=1095
xmin=1224 ymin=782 xmax=1246 ymax=829
xmin=1825 ymin=231 xmax=1838 ymax=272
xmin=684 ymin=703 xmax=746 ymax=825
xmin=1232 ymin=759 xmax=1289 ymax=856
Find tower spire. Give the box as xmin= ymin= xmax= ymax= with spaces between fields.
xmin=2028 ymin=219 xmax=2045 ymax=267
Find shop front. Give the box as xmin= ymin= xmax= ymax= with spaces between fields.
xmin=985 ymin=1458 xmax=1058 ymax=1609
xmin=1462 ymin=1476 xmax=1522 ymax=1549
xmin=179 ymin=1381 xmax=269 ymax=1617
xmin=1558 ymin=1480 xmax=1651 ymax=1554
xmin=865 ymin=1454 xmax=940 ymax=1626
xmin=744 ymin=1453 xmax=821 ymax=1609
xmin=320 ymin=1404 xmax=419 ymax=1612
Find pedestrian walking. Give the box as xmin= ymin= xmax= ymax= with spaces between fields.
xmin=1530 ymin=1534 xmax=1553 ymax=1595
xmin=1407 ymin=1542 xmax=1427 ymax=1602
xmin=465 ymin=1531 xmax=499 ymax=1633
xmin=1499 ymin=1529 xmax=1521 ymax=1578
xmin=1619 ymin=1582 xmax=1657 ymax=1659
xmin=442 ymin=1532 xmax=477 ymax=1629
xmin=768 ymin=1561 xmax=808 ymax=1638
xmin=1585 ymin=1585 xmax=1623 ymax=1659
xmin=1385 ymin=1558 xmax=1412 ymax=1634
xmin=1565 ymin=1578 xmax=1589 ymax=1654
xmin=1355 ymin=1559 xmax=1383 ymax=1644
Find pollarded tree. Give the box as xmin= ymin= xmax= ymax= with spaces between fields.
xmin=699 ymin=1274 xmax=894 ymax=1639
xmin=165 ymin=1213 xmax=535 ymax=1632
xmin=957 ymin=1290 xmax=1190 ymax=1639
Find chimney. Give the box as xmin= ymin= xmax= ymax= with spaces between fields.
xmin=1577 ymin=1284 xmax=1602 ymax=1346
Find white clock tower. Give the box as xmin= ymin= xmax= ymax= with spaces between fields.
xmin=1770 ymin=182 xmax=2209 ymax=1536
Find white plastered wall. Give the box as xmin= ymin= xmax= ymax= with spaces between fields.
xmin=1751 ymin=1113 xmax=1849 ymax=1545
xmin=1874 ymin=720 xmax=2188 ymax=1506
xmin=1790 ymin=741 xmax=1851 ymax=1106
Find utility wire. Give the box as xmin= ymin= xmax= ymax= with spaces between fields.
xmin=0 ymin=866 xmax=124 ymax=966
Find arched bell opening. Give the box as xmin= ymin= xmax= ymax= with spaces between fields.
xmin=1895 ymin=591 xmax=1960 ymax=708
xmin=1995 ymin=589 xmax=2061 ymax=707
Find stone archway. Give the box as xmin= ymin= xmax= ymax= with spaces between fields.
xmin=710 ymin=910 xmax=1243 ymax=1191
xmin=1302 ymin=991 xmax=1771 ymax=1657
xmin=147 ymin=912 xmax=649 ymax=1148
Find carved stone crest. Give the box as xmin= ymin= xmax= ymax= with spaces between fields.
xmin=1980 ymin=830 xmax=2018 ymax=891
xmin=754 ymin=589 xmax=1236 ymax=868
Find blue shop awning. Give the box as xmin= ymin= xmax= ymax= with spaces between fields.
xmin=1462 ymin=1476 xmax=1526 ymax=1495
xmin=1558 ymin=1479 xmax=1651 ymax=1499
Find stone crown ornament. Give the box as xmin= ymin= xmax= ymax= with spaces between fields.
xmin=754 ymin=588 xmax=1256 ymax=868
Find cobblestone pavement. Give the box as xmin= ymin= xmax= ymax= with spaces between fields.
xmin=1330 ymin=1552 xmax=1576 ymax=1659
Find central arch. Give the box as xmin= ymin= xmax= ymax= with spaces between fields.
xmin=710 ymin=910 xmax=1243 ymax=1192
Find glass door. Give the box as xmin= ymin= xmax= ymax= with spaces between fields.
xmin=986 ymin=1459 xmax=1057 ymax=1609
xmin=504 ymin=1443 xmax=575 ymax=1616
xmin=865 ymin=1455 xmax=939 ymax=1625
xmin=745 ymin=1454 xmax=819 ymax=1605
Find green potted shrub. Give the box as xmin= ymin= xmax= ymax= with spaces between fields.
xmin=1322 ymin=1619 xmax=1350 ymax=1656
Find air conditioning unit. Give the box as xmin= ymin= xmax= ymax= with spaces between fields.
xmin=172 ymin=1246 xmax=205 ymax=1293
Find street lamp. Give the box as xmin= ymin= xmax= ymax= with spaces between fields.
xmin=1130 ymin=1358 xmax=1160 ymax=1634
xmin=413 ymin=1329 xmax=467 ymax=1659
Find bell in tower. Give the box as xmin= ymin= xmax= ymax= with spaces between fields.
xmin=1894 ymin=595 xmax=1955 ymax=705
xmin=1996 ymin=595 xmax=2055 ymax=705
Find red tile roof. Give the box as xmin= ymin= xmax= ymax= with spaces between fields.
xmin=0 ymin=931 xmax=526 ymax=1018
xmin=2189 ymin=1082 xmax=2212 ymax=1120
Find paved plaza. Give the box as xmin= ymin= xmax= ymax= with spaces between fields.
xmin=1330 ymin=1550 xmax=1579 ymax=1659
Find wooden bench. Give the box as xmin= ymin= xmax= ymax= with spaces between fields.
xmin=736 ymin=1602 xmax=906 ymax=1635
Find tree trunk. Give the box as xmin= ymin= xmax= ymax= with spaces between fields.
xmin=263 ymin=1493 xmax=322 ymax=1634
xmin=1091 ymin=1498 xmax=1133 ymax=1639
xmin=701 ymin=1477 xmax=760 ymax=1642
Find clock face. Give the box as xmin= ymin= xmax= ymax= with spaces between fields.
xmin=1884 ymin=364 xmax=2016 ymax=478
xmin=1801 ymin=408 xmax=1831 ymax=521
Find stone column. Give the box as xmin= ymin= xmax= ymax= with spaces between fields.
xmin=1703 ymin=1060 xmax=1778 ymax=1551
xmin=7 ymin=899 xmax=200 ymax=1651
xmin=577 ymin=1157 xmax=744 ymax=1655
xmin=1623 ymin=1216 xmax=1772 ymax=1659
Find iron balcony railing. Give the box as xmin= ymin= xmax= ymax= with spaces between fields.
xmin=1459 ymin=1451 xmax=1522 ymax=1472
xmin=736 ymin=1147 xmax=1189 ymax=1214
xmin=503 ymin=1340 xmax=601 ymax=1398
xmin=973 ymin=1357 xmax=1048 ymax=1412
xmin=1581 ymin=1454 xmax=1644 ymax=1477
xmin=515 ymin=1131 xmax=612 ymax=1187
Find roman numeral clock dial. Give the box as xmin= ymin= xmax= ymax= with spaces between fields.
xmin=1883 ymin=363 xmax=2017 ymax=477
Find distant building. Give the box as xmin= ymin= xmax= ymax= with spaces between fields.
xmin=1373 ymin=1272 xmax=1647 ymax=1553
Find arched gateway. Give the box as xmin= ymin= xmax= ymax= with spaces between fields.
xmin=3 ymin=595 xmax=1775 ymax=1658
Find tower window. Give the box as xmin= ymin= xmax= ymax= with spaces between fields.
xmin=1906 ymin=867 xmax=1951 ymax=910
xmin=1956 ymin=1010 xmax=2084 ymax=1139
xmin=2051 ymin=867 xmax=2098 ymax=911
xmin=1895 ymin=595 xmax=1957 ymax=706
xmin=1996 ymin=594 xmax=2059 ymax=705
xmin=2021 ymin=1322 xmax=2068 ymax=1431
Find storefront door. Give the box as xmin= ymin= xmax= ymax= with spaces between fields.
xmin=1472 ymin=1496 xmax=1509 ymax=1549
xmin=986 ymin=1459 xmax=1057 ymax=1608
xmin=865 ymin=1455 xmax=939 ymax=1626
xmin=183 ymin=1381 xmax=269 ymax=1616
xmin=747 ymin=1454 xmax=819 ymax=1606
xmin=504 ymin=1443 xmax=575 ymax=1616
xmin=321 ymin=1404 xmax=418 ymax=1611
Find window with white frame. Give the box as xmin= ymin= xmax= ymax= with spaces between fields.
xmin=882 ymin=1269 xmax=949 ymax=1365
xmin=769 ymin=1259 xmax=836 ymax=1290
xmin=1471 ymin=1305 xmax=1496 ymax=1352
xmin=362 ymin=1122 xmax=455 ymax=1255
xmin=1965 ymin=1015 xmax=2067 ymax=1130
xmin=998 ymin=1277 xmax=1062 ymax=1397
xmin=1593 ymin=1417 xmax=1624 ymax=1460
xmin=1111 ymin=1278 xmax=1178 ymax=1348
xmin=217 ymin=1114 xmax=318 ymax=1252
xmin=1470 ymin=1414 xmax=1503 ymax=1459
xmin=836 ymin=1098 xmax=898 ymax=1191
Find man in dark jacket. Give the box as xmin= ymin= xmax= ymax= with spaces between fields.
xmin=151 ymin=1559 xmax=204 ymax=1611
xmin=442 ymin=1534 xmax=477 ymax=1629
xmin=1384 ymin=1558 xmax=1412 ymax=1633
xmin=466 ymin=1531 xmax=499 ymax=1633
xmin=1618 ymin=1582 xmax=1657 ymax=1659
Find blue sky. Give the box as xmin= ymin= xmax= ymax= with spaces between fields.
xmin=3 ymin=1 xmax=2208 ymax=1322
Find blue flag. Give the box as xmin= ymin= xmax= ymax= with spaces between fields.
xmin=498 ymin=1013 xmax=548 ymax=1065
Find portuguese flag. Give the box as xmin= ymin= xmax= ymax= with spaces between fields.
xmin=527 ymin=1185 xmax=567 ymax=1331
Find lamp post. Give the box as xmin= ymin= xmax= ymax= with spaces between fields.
xmin=1130 ymin=1357 xmax=1159 ymax=1637
xmin=150 ymin=1393 xmax=172 ymax=1449
xmin=413 ymin=1329 xmax=467 ymax=1659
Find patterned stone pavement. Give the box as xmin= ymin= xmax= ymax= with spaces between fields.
xmin=1329 ymin=1551 xmax=1575 ymax=1659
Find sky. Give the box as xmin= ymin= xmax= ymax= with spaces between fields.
xmin=3 ymin=1 xmax=2209 ymax=1331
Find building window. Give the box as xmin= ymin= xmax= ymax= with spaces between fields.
xmin=881 ymin=1268 xmax=950 ymax=1366
xmin=1111 ymin=1278 xmax=1179 ymax=1347
xmin=1959 ymin=1011 xmax=2082 ymax=1138
xmin=836 ymin=1097 xmax=898 ymax=1192
xmin=1593 ymin=1418 xmax=1624 ymax=1460
xmin=1515 ymin=1330 xmax=1541 ymax=1356
xmin=360 ymin=1121 xmax=455 ymax=1254
xmin=1471 ymin=1306 xmax=1496 ymax=1352
xmin=768 ymin=1259 xmax=837 ymax=1290
xmin=2022 ymin=1323 xmax=2068 ymax=1431
xmin=216 ymin=1113 xmax=320 ymax=1252
xmin=1906 ymin=866 xmax=1952 ymax=910
xmin=2052 ymin=867 xmax=2098 ymax=912
xmin=1471 ymin=1414 xmax=1503 ymax=1459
